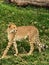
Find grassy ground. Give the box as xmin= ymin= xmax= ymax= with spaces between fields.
xmin=0 ymin=1 xmax=49 ymax=65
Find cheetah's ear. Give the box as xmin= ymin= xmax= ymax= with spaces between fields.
xmin=8 ymin=22 xmax=12 ymax=28
xmin=8 ymin=24 xmax=11 ymax=28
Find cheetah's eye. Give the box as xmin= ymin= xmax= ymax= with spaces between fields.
xmin=14 ymin=27 xmax=15 ymax=28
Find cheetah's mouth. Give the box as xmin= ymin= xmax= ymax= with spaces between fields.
xmin=9 ymin=29 xmax=17 ymax=33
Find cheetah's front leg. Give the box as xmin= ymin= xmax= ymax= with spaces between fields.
xmin=1 ymin=41 xmax=13 ymax=58
xmin=13 ymin=41 xmax=18 ymax=56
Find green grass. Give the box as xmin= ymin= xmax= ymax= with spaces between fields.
xmin=0 ymin=2 xmax=49 ymax=65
